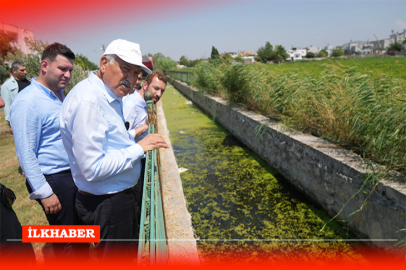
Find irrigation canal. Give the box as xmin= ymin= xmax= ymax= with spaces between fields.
xmin=162 ymin=84 xmax=365 ymax=262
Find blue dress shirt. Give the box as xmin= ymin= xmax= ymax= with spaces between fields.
xmin=123 ymin=91 xmax=148 ymax=143
xmin=59 ymin=72 xmax=144 ymax=195
xmin=10 ymin=78 xmax=70 ymax=200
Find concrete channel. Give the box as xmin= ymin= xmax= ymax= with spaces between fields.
xmin=164 ymin=76 xmax=406 ymax=247
xmin=156 ymin=97 xmax=200 ymax=264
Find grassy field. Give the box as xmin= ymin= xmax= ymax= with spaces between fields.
xmin=188 ymin=56 xmax=406 ymax=176
xmin=0 ymin=109 xmax=48 ymax=262
xmin=264 ymin=57 xmax=406 ymax=80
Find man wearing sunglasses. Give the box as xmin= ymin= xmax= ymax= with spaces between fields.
xmin=0 ymin=183 xmax=36 ymax=265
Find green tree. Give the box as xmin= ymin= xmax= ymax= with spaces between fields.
xmin=255 ymin=42 xmax=288 ymax=63
xmin=305 ymin=52 xmax=316 ymax=58
xmin=74 ymin=57 xmax=86 ymax=70
xmin=179 ymin=55 xmax=190 ymax=66
xmin=388 ymin=42 xmax=402 ymax=52
xmin=0 ymin=32 xmax=16 ymax=58
xmin=211 ymin=46 xmax=220 ymax=59
xmin=316 ymin=50 xmax=328 ymax=57
xmin=153 ymin=52 xmax=165 ymax=63
xmin=255 ymin=42 xmax=274 ymax=63
xmin=76 ymin=54 xmax=99 ymax=70
xmin=220 ymin=53 xmax=233 ymax=64
xmin=0 ymin=60 xmax=10 ymax=84
xmin=275 ymin=45 xmax=289 ymax=60
xmin=155 ymin=56 xmax=177 ymax=73
xmin=331 ymin=46 xmax=345 ymax=57
xmin=234 ymin=55 xmax=244 ymax=63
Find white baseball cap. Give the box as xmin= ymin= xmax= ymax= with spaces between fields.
xmin=103 ymin=39 xmax=152 ymax=74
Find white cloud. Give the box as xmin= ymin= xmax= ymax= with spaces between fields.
xmin=396 ymin=19 xmax=406 ymax=29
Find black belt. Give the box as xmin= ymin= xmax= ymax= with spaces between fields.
xmin=78 ymin=186 xmax=135 ymax=196
xmin=44 ymin=169 xmax=71 ymax=177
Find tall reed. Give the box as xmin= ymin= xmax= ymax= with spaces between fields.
xmin=192 ymin=61 xmax=406 ymax=175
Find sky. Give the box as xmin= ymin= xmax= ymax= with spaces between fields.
xmin=0 ymin=0 xmax=405 ymax=65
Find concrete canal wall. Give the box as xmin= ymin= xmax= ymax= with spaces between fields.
xmin=157 ymin=97 xmax=200 ymax=264
xmin=168 ymin=77 xmax=406 ymax=246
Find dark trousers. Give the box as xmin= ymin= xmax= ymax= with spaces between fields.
xmin=0 ymin=197 xmax=36 ymax=265
xmin=26 ymin=170 xmax=88 ymax=260
xmin=75 ymin=188 xmax=138 ymax=262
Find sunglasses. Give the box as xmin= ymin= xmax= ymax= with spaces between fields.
xmin=1 ymin=184 xmax=16 ymax=208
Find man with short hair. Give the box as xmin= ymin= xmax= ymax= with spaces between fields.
xmin=124 ymin=70 xmax=167 ymax=141
xmin=1 ymin=61 xmax=31 ymax=133
xmin=59 ymin=39 xmax=168 ymax=262
xmin=123 ymin=71 xmax=167 ymax=221
xmin=134 ymin=71 xmax=143 ymax=91
xmin=10 ymin=43 xmax=86 ymax=259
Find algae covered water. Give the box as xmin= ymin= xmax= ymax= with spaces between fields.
xmin=162 ymin=85 xmax=363 ymax=262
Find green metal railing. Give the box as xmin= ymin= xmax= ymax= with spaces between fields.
xmin=167 ymin=70 xmax=195 ymax=85
xmin=138 ymin=92 xmax=168 ymax=264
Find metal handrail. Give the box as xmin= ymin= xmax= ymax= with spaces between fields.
xmin=167 ymin=70 xmax=195 ymax=85
xmin=138 ymin=93 xmax=168 ymax=264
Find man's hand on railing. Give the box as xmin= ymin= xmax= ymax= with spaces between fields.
xmin=138 ymin=134 xmax=169 ymax=153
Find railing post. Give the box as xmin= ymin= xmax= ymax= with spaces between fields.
xmin=138 ymin=91 xmax=169 ymax=265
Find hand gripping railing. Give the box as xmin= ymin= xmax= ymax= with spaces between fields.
xmin=138 ymin=92 xmax=168 ymax=264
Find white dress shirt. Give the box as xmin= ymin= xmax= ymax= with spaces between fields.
xmin=59 ymin=72 xmax=144 ymax=195
xmin=123 ymin=91 xmax=148 ymax=143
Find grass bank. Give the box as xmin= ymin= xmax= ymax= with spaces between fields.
xmin=180 ymin=57 xmax=405 ymax=176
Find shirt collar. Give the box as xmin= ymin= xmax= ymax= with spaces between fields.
xmin=88 ymin=72 xmax=122 ymax=104
xmin=30 ymin=78 xmax=65 ymax=100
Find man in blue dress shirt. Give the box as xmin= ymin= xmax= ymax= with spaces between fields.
xmin=59 ymin=39 xmax=168 ymax=262
xmin=123 ymin=70 xmax=167 ymax=229
xmin=10 ymin=43 xmax=86 ymax=259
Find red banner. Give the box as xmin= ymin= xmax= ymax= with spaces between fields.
xmin=22 ymin=225 xmax=100 ymax=243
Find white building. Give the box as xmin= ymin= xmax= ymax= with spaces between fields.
xmin=0 ymin=22 xmax=35 ymax=55
xmin=225 ymin=52 xmax=238 ymax=58
xmin=370 ymin=38 xmax=395 ymax=54
xmin=389 ymin=29 xmax=406 ymax=44
xmin=304 ymin=46 xmax=322 ymax=55
xmin=369 ymin=29 xmax=406 ymax=53
xmin=241 ymin=56 xmax=255 ymax=63
xmin=286 ymin=50 xmax=303 ymax=61
xmin=287 ymin=48 xmax=306 ymax=57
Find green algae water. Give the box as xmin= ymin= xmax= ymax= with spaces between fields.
xmin=162 ymin=85 xmax=364 ymax=262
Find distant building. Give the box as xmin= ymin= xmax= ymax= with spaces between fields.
xmin=241 ymin=56 xmax=255 ymax=63
xmin=0 ymin=22 xmax=35 ymax=55
xmin=324 ymin=45 xmax=335 ymax=51
xmin=346 ymin=40 xmax=362 ymax=54
xmin=286 ymin=49 xmax=303 ymax=61
xmin=369 ymin=29 xmax=406 ymax=53
xmin=389 ymin=29 xmax=406 ymax=44
xmin=224 ymin=52 xmax=238 ymax=58
xmin=287 ymin=48 xmax=306 ymax=57
xmin=360 ymin=42 xmax=374 ymax=55
xmin=304 ymin=46 xmax=322 ymax=55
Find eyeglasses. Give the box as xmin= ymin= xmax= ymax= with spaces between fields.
xmin=1 ymin=183 xmax=16 ymax=208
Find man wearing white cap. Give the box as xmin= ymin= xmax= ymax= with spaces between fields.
xmin=59 ymin=39 xmax=168 ymax=261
